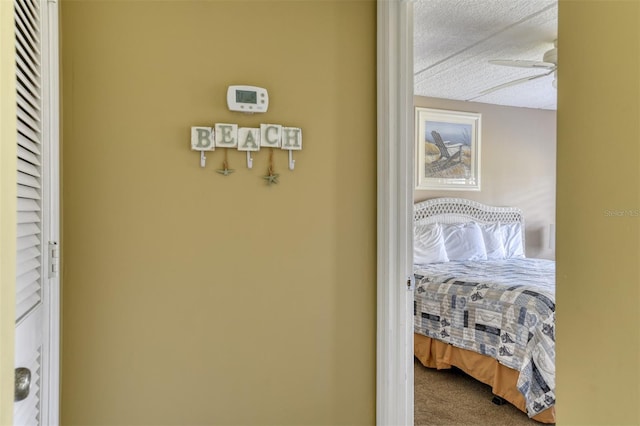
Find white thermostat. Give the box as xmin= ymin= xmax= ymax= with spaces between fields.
xmin=227 ymin=85 xmax=269 ymax=113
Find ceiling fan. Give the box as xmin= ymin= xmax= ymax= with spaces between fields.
xmin=479 ymin=41 xmax=557 ymax=96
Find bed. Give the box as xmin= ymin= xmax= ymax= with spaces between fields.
xmin=413 ymin=198 xmax=556 ymax=424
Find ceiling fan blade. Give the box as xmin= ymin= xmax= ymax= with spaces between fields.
xmin=477 ymin=70 xmax=555 ymax=97
xmin=489 ymin=59 xmax=556 ymax=69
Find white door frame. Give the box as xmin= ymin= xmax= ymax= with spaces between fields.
xmin=376 ymin=1 xmax=414 ymax=425
xmin=41 ymin=0 xmax=61 ymax=422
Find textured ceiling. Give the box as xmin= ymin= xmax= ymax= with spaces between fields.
xmin=414 ymin=0 xmax=558 ymax=110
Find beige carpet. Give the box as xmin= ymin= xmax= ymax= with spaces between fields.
xmin=414 ymin=358 xmax=549 ymax=426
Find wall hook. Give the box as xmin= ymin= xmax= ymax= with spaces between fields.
xmin=288 ymin=150 xmax=295 ymax=170
xmin=200 ymin=151 xmax=207 ymax=168
xmin=247 ymin=151 xmax=254 ymax=169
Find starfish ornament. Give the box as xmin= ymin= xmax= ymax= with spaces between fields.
xmin=216 ymin=160 xmax=234 ymax=176
xmin=216 ymin=167 xmax=235 ymax=176
xmin=263 ymin=168 xmax=279 ymax=185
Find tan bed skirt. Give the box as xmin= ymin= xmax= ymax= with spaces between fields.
xmin=414 ymin=333 xmax=555 ymax=424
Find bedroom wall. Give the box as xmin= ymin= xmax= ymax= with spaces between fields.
xmin=414 ymin=97 xmax=556 ymax=259
xmin=60 ymin=1 xmax=376 ymax=424
xmin=556 ymin=0 xmax=640 ymax=424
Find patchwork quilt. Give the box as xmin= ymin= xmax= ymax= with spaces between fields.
xmin=413 ymin=258 xmax=555 ymax=417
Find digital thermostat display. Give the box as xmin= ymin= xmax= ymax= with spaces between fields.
xmin=227 ymin=85 xmax=268 ymax=113
xmin=236 ymin=90 xmax=257 ymax=104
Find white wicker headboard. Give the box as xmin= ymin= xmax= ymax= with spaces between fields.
xmin=414 ymin=198 xmax=525 ymax=245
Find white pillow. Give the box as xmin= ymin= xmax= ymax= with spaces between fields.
xmin=441 ymin=222 xmax=487 ymax=261
xmin=479 ymin=223 xmax=506 ymax=260
xmin=414 ymin=223 xmax=449 ymax=264
xmin=501 ymin=222 xmax=525 ymax=258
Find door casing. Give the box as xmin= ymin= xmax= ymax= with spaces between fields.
xmin=376 ymin=1 xmax=414 ymax=425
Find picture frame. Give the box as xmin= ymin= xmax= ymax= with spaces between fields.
xmin=415 ymin=107 xmax=481 ymax=191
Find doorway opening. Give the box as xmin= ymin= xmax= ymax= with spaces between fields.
xmin=411 ymin=1 xmax=557 ymax=425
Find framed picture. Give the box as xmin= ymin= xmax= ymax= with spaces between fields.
xmin=415 ymin=107 xmax=481 ymax=191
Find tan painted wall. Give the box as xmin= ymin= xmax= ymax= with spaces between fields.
xmin=556 ymin=0 xmax=640 ymax=424
xmin=414 ymin=97 xmax=556 ymax=259
xmin=60 ymin=1 xmax=376 ymax=424
xmin=0 ymin=0 xmax=17 ymax=423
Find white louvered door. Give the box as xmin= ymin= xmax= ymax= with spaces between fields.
xmin=13 ymin=0 xmax=59 ymax=425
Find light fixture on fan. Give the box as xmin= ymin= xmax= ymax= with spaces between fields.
xmin=478 ymin=40 xmax=557 ymax=96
